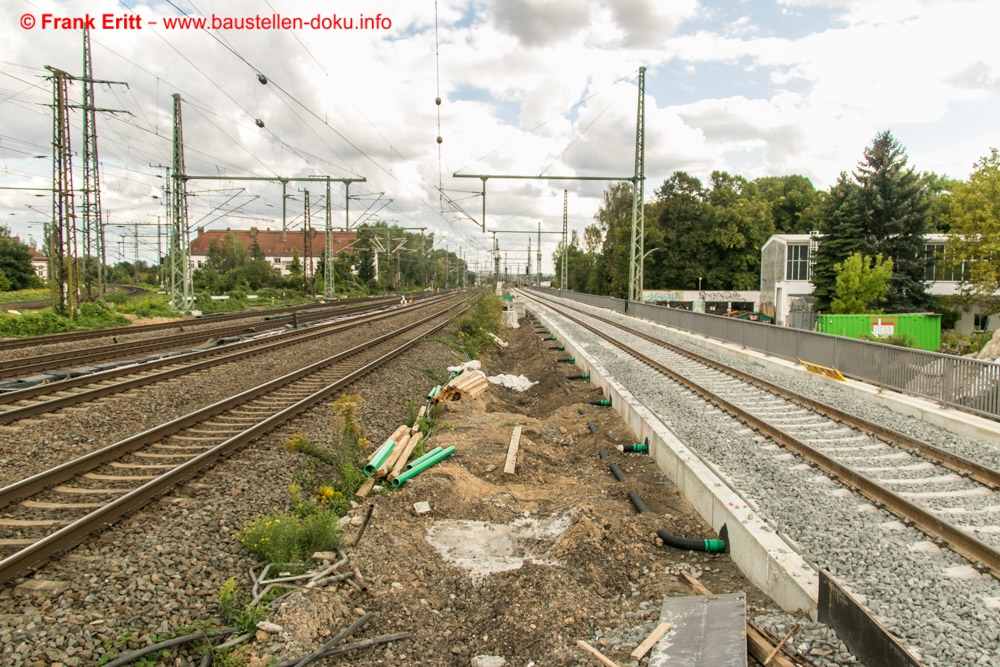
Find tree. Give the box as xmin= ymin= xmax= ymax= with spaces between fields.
xmin=755 ymin=175 xmax=820 ymax=234
xmin=946 ymin=148 xmax=1000 ymax=318
xmin=831 ymin=253 xmax=893 ymax=314
xmin=204 ymin=233 xmax=249 ymax=273
xmin=249 ymin=238 xmax=266 ymax=261
xmin=701 ymin=171 xmax=773 ymax=290
xmin=811 ymin=173 xmax=865 ymax=310
xmin=812 ymin=132 xmax=933 ymax=313
xmin=0 ymin=226 xmax=39 ymax=290
xmin=855 ymin=130 xmax=932 ymax=312
xmin=923 ymin=171 xmax=961 ymax=233
xmin=647 ymin=172 xmax=710 ymax=290
xmin=592 ymin=182 xmax=635 ymax=298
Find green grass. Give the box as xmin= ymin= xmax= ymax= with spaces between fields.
xmin=0 ymin=288 xmax=48 ymax=304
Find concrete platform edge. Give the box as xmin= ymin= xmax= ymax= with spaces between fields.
xmin=525 ymin=300 xmax=819 ymax=618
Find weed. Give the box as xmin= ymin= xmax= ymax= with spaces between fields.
xmin=416 ymin=365 xmax=449 ymax=384
xmin=239 ymin=486 xmax=345 ymax=564
xmin=284 ymin=433 xmax=336 ymax=465
xmin=217 ymin=577 xmax=266 ymax=632
xmin=406 ymin=398 xmax=419 ymax=427
xmin=329 ymin=395 xmax=368 ymax=498
xmin=455 ymin=292 xmax=504 ymax=358
xmin=441 ymin=422 xmax=455 ymax=431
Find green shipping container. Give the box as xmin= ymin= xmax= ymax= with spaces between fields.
xmin=816 ymin=313 xmax=941 ymax=351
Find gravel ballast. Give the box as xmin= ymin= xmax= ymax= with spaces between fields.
xmin=529 ymin=292 xmax=1000 ymax=666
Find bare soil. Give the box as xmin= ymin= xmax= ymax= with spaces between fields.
xmin=257 ymin=318 xmax=769 ymax=666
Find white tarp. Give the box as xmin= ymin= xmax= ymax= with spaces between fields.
xmin=487 ymin=374 xmax=538 ymax=392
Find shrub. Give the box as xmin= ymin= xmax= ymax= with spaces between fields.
xmin=238 ymin=508 xmax=344 ymax=564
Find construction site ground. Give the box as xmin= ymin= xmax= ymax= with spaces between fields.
xmin=265 ymin=316 xmax=771 ymax=666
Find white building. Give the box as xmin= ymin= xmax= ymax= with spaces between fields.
xmin=759 ymin=233 xmax=995 ymax=334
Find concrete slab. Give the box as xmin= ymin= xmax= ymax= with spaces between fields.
xmin=647 ymin=593 xmax=747 ymax=667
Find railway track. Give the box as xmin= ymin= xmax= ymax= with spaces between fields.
xmin=0 ymin=294 xmax=454 ymax=425
xmin=0 ymin=295 xmax=421 ymax=379
xmin=522 ymin=290 xmax=1000 ymax=579
xmin=0 ymin=293 xmax=467 ymax=585
xmin=0 ymin=293 xmax=423 ymax=354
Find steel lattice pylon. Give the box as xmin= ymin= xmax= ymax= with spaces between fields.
xmin=561 ymin=190 xmax=568 ymax=289
xmin=627 ymin=66 xmax=647 ymax=306
xmin=49 ymin=67 xmax=79 ymax=317
xmin=80 ymin=27 xmax=104 ymax=297
xmin=170 ymin=93 xmax=193 ymax=311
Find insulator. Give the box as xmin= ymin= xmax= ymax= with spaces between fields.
xmin=435 ymin=97 xmax=442 ymax=105
xmin=257 ymin=73 xmax=268 ymax=84
xmin=436 ymin=136 xmax=443 ymax=144
xmin=255 ymin=118 xmax=265 ymax=128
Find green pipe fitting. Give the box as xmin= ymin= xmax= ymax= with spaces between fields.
xmin=391 ymin=446 xmax=456 ymax=486
xmin=703 ymin=539 xmax=727 ymax=553
xmin=363 ymin=440 xmax=396 ymax=476
xmin=404 ymin=446 xmax=443 ymax=471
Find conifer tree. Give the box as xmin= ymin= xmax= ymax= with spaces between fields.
xmin=855 ymin=130 xmax=932 ymax=312
xmin=811 ymin=173 xmax=864 ymax=310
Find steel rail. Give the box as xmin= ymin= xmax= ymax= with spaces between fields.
xmin=0 ymin=297 xmax=409 ymax=377
xmin=0 ymin=293 xmax=417 ymax=352
xmin=0 ymin=295 xmax=452 ymax=424
xmin=533 ymin=292 xmax=1000 ymax=491
xmin=0 ymin=298 xmax=465 ymax=585
xmin=526 ymin=293 xmax=1000 ymax=578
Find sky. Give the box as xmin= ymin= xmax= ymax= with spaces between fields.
xmin=1 ymin=0 xmax=999 ymax=275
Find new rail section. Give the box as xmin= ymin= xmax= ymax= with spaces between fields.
xmin=0 ymin=292 xmax=468 ymax=585
xmin=522 ymin=290 xmax=1000 ymax=580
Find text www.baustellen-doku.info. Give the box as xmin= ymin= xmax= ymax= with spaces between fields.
xmin=19 ymin=11 xmax=393 ymax=31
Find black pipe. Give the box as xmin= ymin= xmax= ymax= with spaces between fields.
xmin=587 ymin=421 xmax=597 ymax=434
xmin=556 ymin=357 xmax=575 ymax=363
xmin=566 ymin=373 xmax=590 ymax=380
xmin=589 ymin=399 xmax=611 ymax=407
xmin=599 ymin=449 xmax=608 ymax=459
xmin=609 ymin=463 xmax=625 ymax=481
xmin=656 ymin=528 xmax=727 ymax=553
xmin=628 ymin=491 xmax=648 ymax=514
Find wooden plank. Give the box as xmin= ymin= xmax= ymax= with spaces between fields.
xmin=747 ymin=626 xmax=797 ymax=667
xmin=630 ymin=622 xmax=671 ymax=660
xmin=680 ymin=571 xmax=715 ymax=597
xmin=504 ymin=426 xmax=522 ymax=475
xmin=576 ymin=640 xmax=622 ymax=667
xmin=355 ymin=477 xmax=377 ymax=499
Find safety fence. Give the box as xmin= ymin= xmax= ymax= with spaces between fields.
xmin=527 ymin=287 xmax=1000 ymax=421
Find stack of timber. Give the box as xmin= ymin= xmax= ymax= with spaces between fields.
xmin=356 ymin=422 xmax=426 ymax=498
xmin=433 ymin=370 xmax=489 ymax=403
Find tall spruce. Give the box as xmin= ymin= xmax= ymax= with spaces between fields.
xmin=855 ymin=130 xmax=932 ymax=312
xmin=812 ymin=132 xmax=932 ymax=312
xmin=811 ymin=173 xmax=865 ymax=310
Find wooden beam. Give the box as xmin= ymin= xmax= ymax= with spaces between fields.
xmin=504 ymin=426 xmax=522 ymax=475
xmin=576 ymin=640 xmax=622 ymax=667
xmin=630 ymin=622 xmax=671 ymax=660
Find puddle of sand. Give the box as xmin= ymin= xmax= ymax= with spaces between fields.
xmin=425 ymin=514 xmax=574 ymax=579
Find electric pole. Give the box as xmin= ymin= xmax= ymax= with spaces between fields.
xmin=627 ymin=66 xmax=647 ymax=306
xmin=561 ymin=190 xmax=568 ymax=289
xmin=170 ymin=93 xmax=193 ymax=310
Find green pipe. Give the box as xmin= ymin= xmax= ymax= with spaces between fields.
xmin=404 ymin=447 xmax=443 ymax=471
xmin=391 ymin=447 xmax=456 ymax=487
xmin=426 ymin=384 xmax=442 ymax=400
xmin=363 ymin=440 xmax=395 ymax=477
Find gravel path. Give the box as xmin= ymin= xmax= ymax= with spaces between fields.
xmin=530 ymin=292 xmax=1000 ymax=666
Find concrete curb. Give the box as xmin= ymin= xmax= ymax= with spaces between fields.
xmin=524 ymin=298 xmax=820 ymax=618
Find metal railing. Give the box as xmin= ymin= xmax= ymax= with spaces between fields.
xmin=528 ymin=288 xmax=1000 ymax=421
